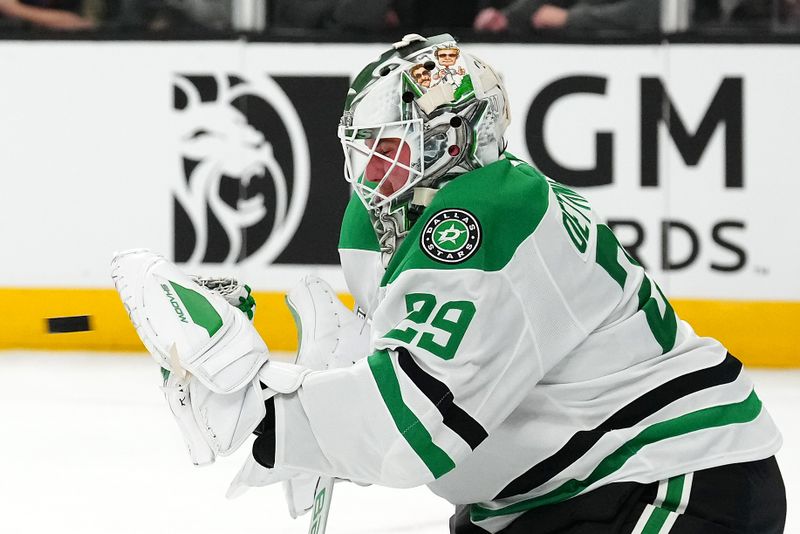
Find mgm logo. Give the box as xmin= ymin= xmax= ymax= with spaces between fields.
xmin=172 ymin=73 xmax=310 ymax=265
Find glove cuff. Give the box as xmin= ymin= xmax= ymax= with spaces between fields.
xmin=258 ymin=360 xmax=312 ymax=394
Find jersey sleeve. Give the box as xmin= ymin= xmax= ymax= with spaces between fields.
xmin=268 ymin=265 xmax=539 ymax=488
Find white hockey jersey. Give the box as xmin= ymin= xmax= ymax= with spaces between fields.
xmin=270 ymin=157 xmax=781 ymax=533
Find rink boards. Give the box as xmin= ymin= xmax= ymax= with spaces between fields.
xmin=0 ymin=41 xmax=798 ymax=366
xmin=0 ymin=287 xmax=797 ymax=368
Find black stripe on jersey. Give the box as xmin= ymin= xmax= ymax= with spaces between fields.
xmin=397 ymin=347 xmax=488 ymax=450
xmin=496 ymin=353 xmax=743 ymax=500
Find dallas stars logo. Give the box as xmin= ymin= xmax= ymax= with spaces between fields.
xmin=437 ymin=223 xmax=467 ymax=246
xmin=420 ymin=209 xmax=481 ymax=264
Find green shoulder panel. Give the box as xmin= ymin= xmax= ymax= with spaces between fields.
xmin=381 ymin=159 xmax=551 ymax=287
xmin=339 ymin=194 xmax=381 ymax=252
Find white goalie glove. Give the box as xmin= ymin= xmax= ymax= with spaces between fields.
xmin=111 ymin=249 xmax=270 ymax=465
xmin=111 ymin=249 xmax=267 ymax=394
xmin=111 ymin=250 xmax=369 ymax=524
xmin=227 ymin=275 xmax=371 ymax=518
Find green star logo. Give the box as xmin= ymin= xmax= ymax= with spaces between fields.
xmin=434 ymin=221 xmax=469 ymax=251
xmin=420 ymin=209 xmax=482 ymax=264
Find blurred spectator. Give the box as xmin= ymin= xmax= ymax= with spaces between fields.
xmin=0 ymin=0 xmax=95 ymax=30
xmin=394 ymin=0 xmax=482 ymax=29
xmin=271 ymin=0 xmax=508 ymax=32
xmin=104 ymin=0 xmax=232 ymax=31
xmin=178 ymin=0 xmax=231 ymax=30
xmin=721 ymin=0 xmax=793 ymax=25
xmin=474 ymin=0 xmax=660 ymax=32
xmin=696 ymin=0 xmax=797 ymax=28
xmin=694 ymin=0 xmax=721 ymax=25
xmin=272 ymin=0 xmax=395 ymax=31
xmin=785 ymin=0 xmax=800 ymax=25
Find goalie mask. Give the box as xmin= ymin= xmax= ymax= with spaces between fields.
xmin=338 ymin=34 xmax=510 ymax=259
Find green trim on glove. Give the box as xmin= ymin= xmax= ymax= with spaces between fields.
xmin=237 ymin=284 xmax=256 ymax=321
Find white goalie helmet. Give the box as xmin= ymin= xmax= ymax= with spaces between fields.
xmin=338 ymin=33 xmax=511 ymax=220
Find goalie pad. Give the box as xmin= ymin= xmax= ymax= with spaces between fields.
xmin=228 ymin=275 xmax=372 ymax=517
xmin=285 ymin=275 xmax=371 ymax=369
xmin=226 ymin=454 xmax=320 ymax=519
xmin=111 ymin=249 xmax=268 ymax=394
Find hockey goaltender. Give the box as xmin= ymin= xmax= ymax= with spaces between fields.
xmin=112 ymin=34 xmax=786 ymax=534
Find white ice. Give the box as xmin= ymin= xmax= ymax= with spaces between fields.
xmin=0 ymin=351 xmax=795 ymax=534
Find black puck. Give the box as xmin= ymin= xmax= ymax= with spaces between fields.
xmin=47 ymin=315 xmax=92 ymax=333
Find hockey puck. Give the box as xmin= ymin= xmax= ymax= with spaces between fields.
xmin=47 ymin=315 xmax=92 ymax=333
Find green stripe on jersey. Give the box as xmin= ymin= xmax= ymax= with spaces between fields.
xmin=662 ymin=475 xmax=685 ymax=512
xmin=470 ymin=390 xmax=763 ymax=521
xmin=367 ymin=349 xmax=456 ymax=478
xmin=382 ymin=159 xmax=550 ymax=286
xmin=339 ymin=194 xmax=381 ymax=252
xmin=642 ymin=507 xmax=672 ymax=533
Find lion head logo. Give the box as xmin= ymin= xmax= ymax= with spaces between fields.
xmin=172 ymin=73 xmax=309 ymax=266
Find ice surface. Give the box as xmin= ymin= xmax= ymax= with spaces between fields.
xmin=0 ymin=352 xmax=795 ymax=533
